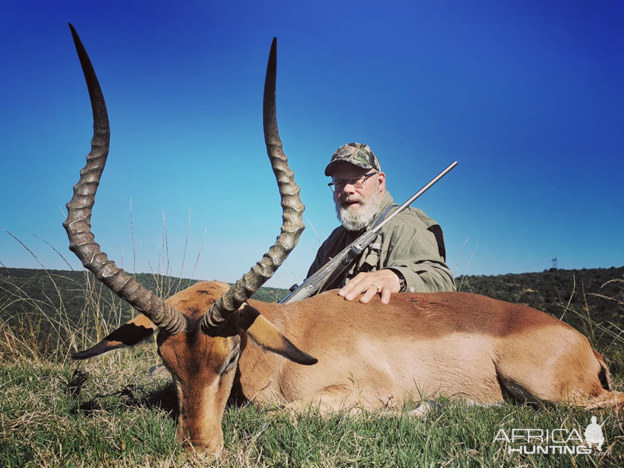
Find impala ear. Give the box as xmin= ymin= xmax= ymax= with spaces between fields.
xmin=238 ymin=303 xmax=317 ymax=366
xmin=72 ymin=314 xmax=158 ymax=360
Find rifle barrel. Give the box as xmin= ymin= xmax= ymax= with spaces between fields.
xmin=373 ymin=160 xmax=457 ymax=234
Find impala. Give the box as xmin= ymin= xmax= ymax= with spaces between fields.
xmin=66 ymin=25 xmax=623 ymax=455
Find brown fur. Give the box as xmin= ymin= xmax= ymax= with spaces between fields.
xmin=77 ymin=281 xmax=623 ymax=453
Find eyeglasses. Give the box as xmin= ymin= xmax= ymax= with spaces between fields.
xmin=328 ymin=172 xmax=377 ymax=192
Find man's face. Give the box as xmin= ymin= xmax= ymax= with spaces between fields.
xmin=331 ymin=162 xmax=386 ymax=231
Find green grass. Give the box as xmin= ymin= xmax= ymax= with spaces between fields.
xmin=1 ymin=347 xmax=623 ymax=467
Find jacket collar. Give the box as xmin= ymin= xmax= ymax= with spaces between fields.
xmin=366 ymin=192 xmax=394 ymax=230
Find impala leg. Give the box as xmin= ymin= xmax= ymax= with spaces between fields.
xmin=494 ymin=329 xmax=612 ymax=406
xmin=584 ymin=390 xmax=624 ymax=410
xmin=285 ymin=386 xmax=372 ymax=415
xmin=407 ymin=400 xmax=441 ymax=418
xmin=284 ymin=385 xmax=405 ymax=415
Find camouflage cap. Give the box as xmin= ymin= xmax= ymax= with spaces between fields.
xmin=325 ymin=143 xmax=381 ymax=176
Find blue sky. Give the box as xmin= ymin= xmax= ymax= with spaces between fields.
xmin=1 ymin=0 xmax=622 ymax=289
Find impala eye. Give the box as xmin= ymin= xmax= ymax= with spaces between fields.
xmin=221 ymin=348 xmax=240 ymax=375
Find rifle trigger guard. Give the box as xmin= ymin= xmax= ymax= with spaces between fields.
xmin=344 ymin=245 xmax=363 ymax=266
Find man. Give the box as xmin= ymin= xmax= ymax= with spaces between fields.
xmin=307 ymin=142 xmax=455 ymax=304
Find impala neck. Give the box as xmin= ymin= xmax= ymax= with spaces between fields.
xmin=234 ymin=302 xmax=294 ymax=404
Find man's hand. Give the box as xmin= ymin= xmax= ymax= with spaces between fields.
xmin=338 ymin=269 xmax=401 ymax=304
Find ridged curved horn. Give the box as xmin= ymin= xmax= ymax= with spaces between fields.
xmin=63 ymin=24 xmax=186 ymax=335
xmin=202 ymin=38 xmax=305 ymax=330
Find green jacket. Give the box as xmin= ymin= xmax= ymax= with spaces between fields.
xmin=307 ymin=193 xmax=456 ymax=292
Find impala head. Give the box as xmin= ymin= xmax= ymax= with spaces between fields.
xmin=65 ymin=25 xmax=315 ymax=454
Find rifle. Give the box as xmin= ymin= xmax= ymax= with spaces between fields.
xmin=280 ymin=161 xmax=458 ymax=304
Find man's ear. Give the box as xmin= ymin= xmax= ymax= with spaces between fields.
xmin=377 ymin=171 xmax=386 ymax=193
xmin=72 ymin=314 xmax=158 ymax=360
xmin=238 ymin=303 xmax=317 ymax=366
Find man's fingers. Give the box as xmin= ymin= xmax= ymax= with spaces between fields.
xmin=380 ymin=287 xmax=392 ymax=304
xmin=338 ymin=273 xmax=366 ymax=300
xmin=338 ymin=270 xmax=399 ymax=303
xmin=359 ymin=284 xmax=379 ymax=304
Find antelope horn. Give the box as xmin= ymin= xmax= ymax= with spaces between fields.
xmin=202 ymin=38 xmax=305 ymax=330
xmin=63 ymin=24 xmax=186 ymax=335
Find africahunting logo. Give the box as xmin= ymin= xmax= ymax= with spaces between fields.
xmin=493 ymin=416 xmax=612 ymax=456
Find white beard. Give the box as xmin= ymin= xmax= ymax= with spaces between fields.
xmin=335 ymin=188 xmax=383 ymax=231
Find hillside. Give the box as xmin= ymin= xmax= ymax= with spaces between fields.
xmin=455 ymin=266 xmax=624 ymax=333
xmin=0 ymin=268 xmax=288 ymax=359
xmin=0 ymin=267 xmax=288 ymax=321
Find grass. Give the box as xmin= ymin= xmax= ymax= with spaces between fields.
xmin=1 ymin=240 xmax=623 ymax=466
xmin=2 ymin=346 xmax=623 ymax=467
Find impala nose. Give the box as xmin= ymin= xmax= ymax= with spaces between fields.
xmin=180 ymin=432 xmax=224 ymax=455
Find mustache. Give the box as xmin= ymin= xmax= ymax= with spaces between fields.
xmin=339 ymin=195 xmax=364 ymax=208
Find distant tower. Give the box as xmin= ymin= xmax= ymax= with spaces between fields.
xmin=551 ymin=256 xmax=558 ymax=270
